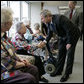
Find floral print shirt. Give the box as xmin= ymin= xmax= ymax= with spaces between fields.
xmin=1 ymin=32 xmax=20 ymax=74
xmin=11 ymin=33 xmax=37 ymax=54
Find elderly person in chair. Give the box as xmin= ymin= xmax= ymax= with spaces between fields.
xmin=11 ymin=21 xmax=48 ymax=83
xmin=23 ymin=20 xmax=36 ymax=44
xmin=1 ymin=7 xmax=39 ymax=83
xmin=34 ymin=23 xmax=46 ymax=41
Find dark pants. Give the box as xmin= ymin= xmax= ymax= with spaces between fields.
xmin=56 ymin=36 xmax=79 ymax=75
xmin=80 ymin=30 xmax=83 ymax=40
xmin=1 ymin=65 xmax=39 ymax=83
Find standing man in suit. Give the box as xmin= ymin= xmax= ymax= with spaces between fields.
xmin=64 ymin=1 xmax=82 ymax=40
xmin=38 ymin=9 xmax=80 ymax=82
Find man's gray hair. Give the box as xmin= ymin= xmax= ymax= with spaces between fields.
xmin=16 ymin=22 xmax=23 ymax=33
xmin=1 ymin=7 xmax=13 ymax=28
xmin=40 ymin=9 xmax=52 ymax=18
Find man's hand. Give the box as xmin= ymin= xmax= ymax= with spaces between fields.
xmin=66 ymin=44 xmax=71 ymax=50
xmin=37 ymin=41 xmax=46 ymax=48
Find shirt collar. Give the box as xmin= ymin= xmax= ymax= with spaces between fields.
xmin=70 ymin=8 xmax=76 ymax=15
xmin=50 ymin=21 xmax=53 ymax=24
xmin=45 ymin=20 xmax=53 ymax=27
xmin=72 ymin=9 xmax=76 ymax=15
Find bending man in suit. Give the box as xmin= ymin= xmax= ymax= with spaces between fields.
xmin=38 ymin=9 xmax=80 ymax=82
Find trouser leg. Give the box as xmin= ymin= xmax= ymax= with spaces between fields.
xmin=56 ymin=39 xmax=67 ymax=73
xmin=65 ymin=45 xmax=76 ymax=75
xmin=65 ymin=36 xmax=79 ymax=75
xmin=34 ymin=56 xmax=45 ymax=79
xmin=18 ymin=65 xmax=39 ymax=83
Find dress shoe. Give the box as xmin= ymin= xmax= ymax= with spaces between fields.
xmin=40 ymin=76 xmax=48 ymax=83
xmin=60 ymin=74 xmax=69 ymax=82
xmin=50 ymin=72 xmax=62 ymax=77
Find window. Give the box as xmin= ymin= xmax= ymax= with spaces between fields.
xmin=10 ymin=1 xmax=20 ymax=21
xmin=22 ymin=1 xmax=28 ymax=21
xmin=1 ymin=1 xmax=7 ymax=7
xmin=2 ymin=1 xmax=29 ymax=37
xmin=9 ymin=1 xmax=20 ymax=37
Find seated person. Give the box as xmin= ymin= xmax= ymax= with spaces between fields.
xmin=23 ymin=20 xmax=36 ymax=44
xmin=49 ymin=34 xmax=59 ymax=54
xmin=34 ymin=23 xmax=46 ymax=41
xmin=11 ymin=22 xmax=48 ymax=82
xmin=1 ymin=7 xmax=39 ymax=83
xmin=33 ymin=23 xmax=49 ymax=60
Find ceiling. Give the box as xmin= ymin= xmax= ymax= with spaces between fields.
xmin=26 ymin=1 xmax=83 ymax=6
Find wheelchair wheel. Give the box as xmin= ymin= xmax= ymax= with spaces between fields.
xmin=44 ymin=63 xmax=56 ymax=74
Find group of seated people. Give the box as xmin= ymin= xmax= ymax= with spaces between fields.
xmin=1 ymin=7 xmax=59 ymax=83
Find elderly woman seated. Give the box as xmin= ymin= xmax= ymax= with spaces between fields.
xmin=11 ymin=22 xmax=48 ymax=82
xmin=1 ymin=7 xmax=39 ymax=83
xmin=23 ymin=20 xmax=36 ymax=44
xmin=34 ymin=23 xmax=46 ymax=42
xmin=33 ymin=23 xmax=49 ymax=60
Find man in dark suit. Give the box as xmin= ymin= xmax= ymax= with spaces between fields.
xmin=41 ymin=22 xmax=48 ymax=36
xmin=38 ymin=9 xmax=80 ymax=82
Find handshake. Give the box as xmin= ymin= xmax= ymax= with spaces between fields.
xmin=37 ymin=41 xmax=46 ymax=48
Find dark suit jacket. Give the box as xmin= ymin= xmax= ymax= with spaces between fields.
xmin=41 ymin=22 xmax=48 ymax=36
xmin=46 ymin=14 xmax=80 ymax=44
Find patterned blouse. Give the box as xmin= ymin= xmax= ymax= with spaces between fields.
xmin=24 ymin=29 xmax=33 ymax=44
xmin=1 ymin=32 xmax=21 ymax=74
xmin=11 ymin=33 xmax=46 ymax=56
xmin=11 ymin=33 xmax=37 ymax=54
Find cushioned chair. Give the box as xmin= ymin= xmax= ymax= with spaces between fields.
xmin=16 ymin=54 xmax=35 ymax=65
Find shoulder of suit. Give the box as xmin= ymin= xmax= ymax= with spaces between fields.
xmin=64 ymin=9 xmax=70 ymax=14
xmin=53 ymin=14 xmax=61 ymax=18
xmin=75 ymin=8 xmax=79 ymax=12
xmin=52 ymin=14 xmax=63 ymax=24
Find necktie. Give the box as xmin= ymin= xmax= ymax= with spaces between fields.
xmin=48 ymin=23 xmax=53 ymax=31
xmin=47 ymin=23 xmax=57 ymax=34
xmin=51 ymin=23 xmax=57 ymax=34
xmin=47 ymin=23 xmax=51 ymax=33
xmin=69 ymin=10 xmax=73 ymax=19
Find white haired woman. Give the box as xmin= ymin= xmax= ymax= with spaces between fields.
xmin=11 ymin=21 xmax=48 ymax=83
xmin=23 ymin=20 xmax=36 ymax=44
xmin=34 ymin=23 xmax=46 ymax=41
xmin=1 ymin=7 xmax=39 ymax=83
